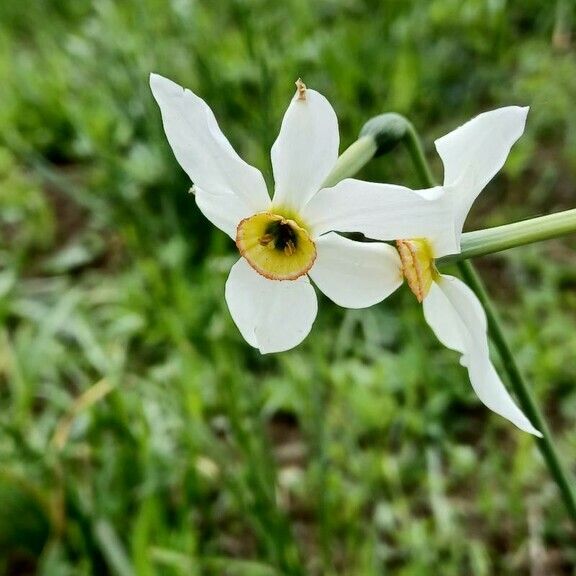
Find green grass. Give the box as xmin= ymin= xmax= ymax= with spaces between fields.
xmin=1 ymin=0 xmax=576 ymax=574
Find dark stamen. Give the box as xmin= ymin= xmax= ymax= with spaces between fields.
xmin=263 ymin=219 xmax=298 ymax=254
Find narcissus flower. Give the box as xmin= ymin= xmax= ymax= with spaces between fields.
xmin=150 ymin=73 xmax=451 ymax=353
xmin=367 ymin=107 xmax=541 ymax=435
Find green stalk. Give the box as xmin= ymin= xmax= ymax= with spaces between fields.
xmin=322 ymin=136 xmax=377 ymax=188
xmin=438 ymin=209 xmax=576 ymax=265
xmin=402 ymin=123 xmax=576 ymax=524
xmin=458 ymin=263 xmax=576 ymax=523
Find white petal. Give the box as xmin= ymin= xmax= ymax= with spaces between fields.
xmin=271 ymin=85 xmax=339 ymax=211
xmin=435 ymin=106 xmax=528 ymax=236
xmin=300 ymin=179 xmax=458 ymax=256
xmin=423 ymin=275 xmax=541 ymax=436
xmin=150 ymin=73 xmax=270 ymax=212
xmin=194 ymin=186 xmax=252 ymax=239
xmin=225 ymin=258 xmax=318 ymax=354
xmin=308 ymin=233 xmax=403 ymax=308
xmin=422 ymin=277 xmax=485 ymax=354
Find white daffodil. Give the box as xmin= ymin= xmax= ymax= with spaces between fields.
xmin=364 ymin=107 xmax=541 ymax=436
xmin=150 ymin=73 xmax=453 ymax=354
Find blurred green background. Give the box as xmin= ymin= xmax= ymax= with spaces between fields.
xmin=1 ymin=0 xmax=576 ymax=574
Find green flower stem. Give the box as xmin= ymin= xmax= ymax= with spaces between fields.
xmin=459 ymin=262 xmax=576 ymax=523
xmin=322 ymin=135 xmax=377 ymax=188
xmin=402 ymin=121 xmax=576 ymax=524
xmin=402 ymin=122 xmax=436 ymax=188
xmin=438 ymin=208 xmax=576 ymax=265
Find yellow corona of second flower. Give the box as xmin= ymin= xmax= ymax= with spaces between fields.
xmin=396 ymin=238 xmax=437 ymax=302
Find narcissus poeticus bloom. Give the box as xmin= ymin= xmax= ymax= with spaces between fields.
xmin=367 ymin=107 xmax=541 ymax=435
xmin=150 ymin=74 xmax=451 ymax=353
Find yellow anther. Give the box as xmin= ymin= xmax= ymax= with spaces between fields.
xmin=259 ymin=233 xmax=274 ymax=246
xmin=284 ymin=240 xmax=296 ymax=256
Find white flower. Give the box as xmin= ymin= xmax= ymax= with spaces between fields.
xmin=150 ymin=73 xmax=451 ymax=353
xmin=365 ymin=107 xmax=542 ymax=436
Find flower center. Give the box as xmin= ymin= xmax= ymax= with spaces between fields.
xmin=236 ymin=212 xmax=316 ymax=280
xmin=396 ymin=239 xmax=438 ymax=302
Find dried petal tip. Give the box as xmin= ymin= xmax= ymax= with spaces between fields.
xmin=295 ymin=78 xmax=307 ymax=101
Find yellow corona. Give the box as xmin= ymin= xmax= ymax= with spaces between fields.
xmin=396 ymin=238 xmax=438 ymax=302
xmin=236 ymin=212 xmax=317 ymax=281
